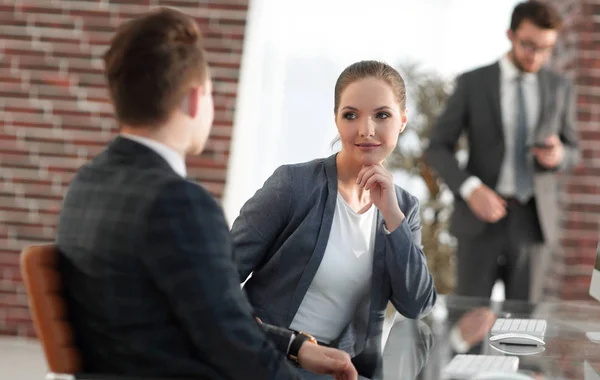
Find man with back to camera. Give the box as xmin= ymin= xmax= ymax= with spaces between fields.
xmin=56 ymin=8 xmax=357 ymax=380
xmin=426 ymin=1 xmax=580 ymax=353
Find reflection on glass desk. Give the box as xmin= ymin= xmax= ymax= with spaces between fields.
xmin=381 ymin=319 xmax=434 ymax=379
xmin=381 ymin=295 xmax=600 ymax=380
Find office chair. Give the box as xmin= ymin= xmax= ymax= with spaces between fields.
xmin=21 ymin=244 xmax=82 ymax=380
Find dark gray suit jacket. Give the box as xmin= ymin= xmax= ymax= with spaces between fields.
xmin=425 ymin=62 xmax=580 ymax=245
xmin=231 ymin=154 xmax=437 ymax=379
xmin=57 ymin=136 xmax=302 ymax=379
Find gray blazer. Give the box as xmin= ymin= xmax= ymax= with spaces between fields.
xmin=425 ymin=62 xmax=580 ymax=245
xmin=231 ymin=154 xmax=437 ymax=379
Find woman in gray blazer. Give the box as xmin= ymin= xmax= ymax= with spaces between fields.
xmin=231 ymin=60 xmax=437 ymax=379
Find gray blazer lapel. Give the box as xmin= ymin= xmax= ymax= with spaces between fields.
xmin=486 ymin=62 xmax=504 ymax=138
xmin=288 ymin=154 xmax=339 ymax=324
xmin=367 ymin=213 xmax=387 ymax=334
xmin=534 ymin=69 xmax=552 ymax=140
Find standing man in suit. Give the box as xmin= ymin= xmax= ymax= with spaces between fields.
xmin=426 ymin=1 xmax=580 ymax=307
xmin=56 ymin=8 xmax=357 ymax=380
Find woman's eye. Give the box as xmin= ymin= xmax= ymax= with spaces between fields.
xmin=343 ymin=112 xmax=357 ymax=120
xmin=376 ymin=112 xmax=391 ymax=119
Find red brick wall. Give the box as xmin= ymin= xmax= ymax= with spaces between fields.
xmin=544 ymin=0 xmax=600 ymax=300
xmin=0 ymin=0 xmax=248 ymax=337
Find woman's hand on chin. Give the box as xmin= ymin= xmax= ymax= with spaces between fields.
xmin=357 ymin=164 xmax=405 ymax=231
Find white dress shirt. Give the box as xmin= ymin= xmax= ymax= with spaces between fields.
xmin=459 ymin=54 xmax=540 ymax=200
xmin=120 ymin=133 xmax=187 ymax=178
xmin=289 ymin=193 xmax=376 ymax=343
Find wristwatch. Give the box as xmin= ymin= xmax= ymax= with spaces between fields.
xmin=288 ymin=331 xmax=318 ymax=364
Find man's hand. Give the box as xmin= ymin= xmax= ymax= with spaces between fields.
xmin=298 ymin=343 xmax=357 ymax=380
xmin=458 ymin=307 xmax=497 ymax=347
xmin=467 ymin=184 xmax=507 ymax=223
xmin=532 ymin=134 xmax=564 ymax=169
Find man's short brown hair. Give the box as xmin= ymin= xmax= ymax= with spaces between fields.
xmin=510 ymin=1 xmax=563 ymax=32
xmin=103 ymin=8 xmax=208 ymax=127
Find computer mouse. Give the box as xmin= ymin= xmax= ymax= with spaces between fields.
xmin=489 ymin=342 xmax=545 ymax=356
xmin=470 ymin=371 xmax=534 ymax=380
xmin=489 ymin=333 xmax=545 ymax=346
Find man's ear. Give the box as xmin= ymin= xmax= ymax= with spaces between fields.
xmin=186 ymin=87 xmax=200 ymax=118
xmin=507 ymin=28 xmax=515 ymax=43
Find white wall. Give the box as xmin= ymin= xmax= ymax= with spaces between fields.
xmin=223 ymin=0 xmax=521 ymax=224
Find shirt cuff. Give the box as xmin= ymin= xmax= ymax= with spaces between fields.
xmin=449 ymin=325 xmax=470 ymax=354
xmin=286 ymin=333 xmax=296 ymax=355
xmin=459 ymin=176 xmax=482 ymax=201
xmin=382 ymin=223 xmax=391 ymax=235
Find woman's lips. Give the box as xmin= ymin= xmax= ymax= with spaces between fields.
xmin=355 ymin=143 xmax=381 ymax=151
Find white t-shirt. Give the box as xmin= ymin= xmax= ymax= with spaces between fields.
xmin=289 ymin=193 xmax=377 ymax=343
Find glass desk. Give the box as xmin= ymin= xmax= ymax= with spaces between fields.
xmin=381 ymin=295 xmax=600 ymax=380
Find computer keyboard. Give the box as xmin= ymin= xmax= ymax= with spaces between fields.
xmin=443 ymin=354 xmax=520 ymax=379
xmin=491 ymin=318 xmax=547 ymax=339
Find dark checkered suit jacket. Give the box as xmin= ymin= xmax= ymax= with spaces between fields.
xmin=57 ymin=136 xmax=301 ymax=379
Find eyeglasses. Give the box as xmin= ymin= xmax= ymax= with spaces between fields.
xmin=517 ymin=39 xmax=554 ymax=55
